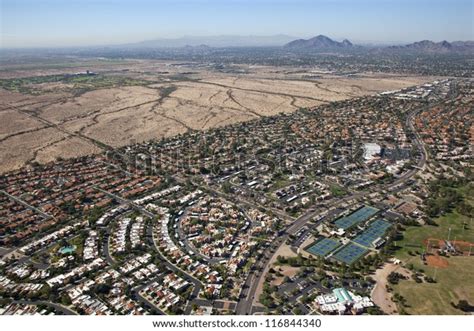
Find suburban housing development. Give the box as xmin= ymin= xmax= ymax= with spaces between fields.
xmin=1 ymin=0 xmax=474 ymax=320
xmin=0 ymin=58 xmax=472 ymax=316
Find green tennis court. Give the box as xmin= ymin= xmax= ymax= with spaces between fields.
xmin=332 ymin=242 xmax=368 ymax=264
xmin=306 ymin=238 xmax=341 ymax=257
xmin=334 ymin=205 xmax=379 ymax=230
xmin=353 ymin=219 xmax=392 ymax=247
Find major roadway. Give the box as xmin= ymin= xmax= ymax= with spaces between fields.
xmin=234 ymin=103 xmax=429 ymax=314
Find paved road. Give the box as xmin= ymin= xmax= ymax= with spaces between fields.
xmin=186 ymin=298 xmax=237 ymax=314
xmin=235 ymin=103 xmax=430 ymax=314
xmin=14 ymin=299 xmax=78 ymax=315
xmin=94 ymin=199 xmax=203 ymax=311
xmin=175 ymin=209 xmax=227 ymax=264
xmin=102 ymin=228 xmax=116 ymax=266
xmin=235 ymin=236 xmax=286 ymax=314
xmin=0 ymin=190 xmax=53 ymax=220
xmin=94 ymin=186 xmax=157 ymax=219
xmin=9 ymin=231 xmax=83 ymax=268
xmin=183 ymin=178 xmax=294 ymax=222
xmin=146 ymin=223 xmax=203 ymax=297
xmin=133 ymin=291 xmax=166 ymax=315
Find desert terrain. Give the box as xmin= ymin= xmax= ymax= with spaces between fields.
xmin=0 ymin=58 xmax=438 ymax=173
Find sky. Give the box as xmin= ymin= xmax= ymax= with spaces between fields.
xmin=1 ymin=0 xmax=473 ymax=48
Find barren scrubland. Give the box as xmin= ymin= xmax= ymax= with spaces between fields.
xmin=0 ymin=58 xmax=439 ymax=173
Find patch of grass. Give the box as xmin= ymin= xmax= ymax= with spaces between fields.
xmin=69 ymin=236 xmax=84 ymax=257
xmin=329 ymin=184 xmax=347 ymax=197
xmin=392 ymin=183 xmax=474 ymax=314
xmin=395 ymin=211 xmax=474 ymax=261
xmin=45 ymin=235 xmax=84 ymax=263
xmin=266 ymin=178 xmax=291 ymax=199
xmin=47 ymin=242 xmax=61 ymax=263
xmin=393 ymin=256 xmax=474 ymax=314
xmin=242 ymin=258 xmax=255 ymax=273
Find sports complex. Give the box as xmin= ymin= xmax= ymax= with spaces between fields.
xmin=353 ymin=219 xmax=392 ymax=248
xmin=305 ymin=238 xmax=341 ymax=257
xmin=334 ymin=205 xmax=379 ymax=230
xmin=305 ymin=206 xmax=393 ymax=265
xmin=332 ymin=243 xmax=369 ymax=264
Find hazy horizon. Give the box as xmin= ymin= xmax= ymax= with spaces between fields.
xmin=1 ymin=0 xmax=473 ymax=48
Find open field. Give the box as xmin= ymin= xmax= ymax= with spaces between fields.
xmin=393 ymin=256 xmax=474 ymax=314
xmin=395 ymin=211 xmax=474 ymax=260
xmin=395 ymin=183 xmax=474 ymax=259
xmin=392 ymin=183 xmax=474 ymax=314
xmin=0 ymin=58 xmax=439 ymax=173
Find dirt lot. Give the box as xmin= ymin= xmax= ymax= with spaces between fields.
xmin=0 ymin=58 xmax=439 ymax=173
xmin=426 ymin=255 xmax=449 ymax=268
xmin=271 ymin=265 xmax=300 ymax=286
xmin=371 ymin=262 xmax=412 ymax=314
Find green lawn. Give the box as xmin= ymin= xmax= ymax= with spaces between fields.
xmin=269 ymin=177 xmax=291 ymax=192
xmin=46 ymin=235 xmax=84 ymax=263
xmin=329 ymin=184 xmax=347 ymax=197
xmin=69 ymin=236 xmax=84 ymax=257
xmin=393 ymin=256 xmax=474 ymax=314
xmin=392 ymin=183 xmax=474 ymax=314
xmin=395 ymin=210 xmax=474 ymax=260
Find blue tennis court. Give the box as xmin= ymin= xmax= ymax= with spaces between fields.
xmin=306 ymin=238 xmax=341 ymax=257
xmin=353 ymin=219 xmax=392 ymax=247
xmin=332 ymin=242 xmax=368 ymax=264
xmin=334 ymin=205 xmax=379 ymax=230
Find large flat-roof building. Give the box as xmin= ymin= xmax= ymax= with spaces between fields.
xmin=315 ymin=287 xmax=374 ymax=314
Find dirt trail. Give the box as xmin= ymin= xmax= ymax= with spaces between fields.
xmin=226 ymin=89 xmax=263 ymax=118
xmin=195 ymin=80 xmax=328 ymax=103
xmin=149 ymin=100 xmax=194 ymax=132
xmin=371 ymin=262 xmax=411 ymax=314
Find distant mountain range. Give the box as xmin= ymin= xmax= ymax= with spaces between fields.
xmin=121 ymin=34 xmax=296 ymax=48
xmin=283 ymin=35 xmax=473 ymax=53
xmin=389 ymin=40 xmax=474 ymax=53
xmin=284 ymin=35 xmax=353 ymax=49
xmin=112 ymin=34 xmax=473 ymax=54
